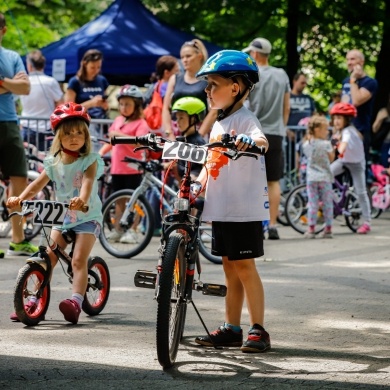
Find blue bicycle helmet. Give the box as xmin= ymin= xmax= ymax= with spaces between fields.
xmin=196 ymin=50 xmax=259 ymax=90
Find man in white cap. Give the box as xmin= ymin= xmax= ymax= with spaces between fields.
xmin=243 ymin=38 xmax=290 ymax=240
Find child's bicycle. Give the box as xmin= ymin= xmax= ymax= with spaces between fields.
xmin=9 ymin=200 xmax=110 ymax=326
xmin=285 ymin=174 xmax=363 ymax=234
xmin=371 ymin=165 xmax=390 ymax=212
xmin=111 ymin=133 xmax=265 ymax=369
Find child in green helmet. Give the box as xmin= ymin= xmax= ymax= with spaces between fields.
xmin=193 ymin=50 xmax=270 ymax=353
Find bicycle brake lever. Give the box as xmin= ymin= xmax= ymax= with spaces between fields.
xmin=134 ymin=146 xmax=150 ymax=152
xmin=235 ymin=152 xmax=259 ymax=160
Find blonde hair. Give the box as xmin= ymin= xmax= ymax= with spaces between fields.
xmin=307 ymin=115 xmax=329 ymax=135
xmin=181 ymin=39 xmax=208 ymax=65
xmin=50 ymin=119 xmax=91 ymax=162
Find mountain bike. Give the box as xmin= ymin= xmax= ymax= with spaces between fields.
xmin=99 ymin=155 xmax=221 ymax=264
xmin=285 ymin=176 xmax=362 ymax=234
xmin=9 ymin=200 xmax=110 ymax=326
xmin=111 ymin=133 xmax=265 ymax=369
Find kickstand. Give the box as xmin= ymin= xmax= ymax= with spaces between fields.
xmin=190 ymin=300 xmax=223 ymax=350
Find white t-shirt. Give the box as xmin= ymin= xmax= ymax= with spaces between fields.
xmin=340 ymin=125 xmax=365 ymax=163
xmin=20 ymin=71 xmax=63 ymax=132
xmin=202 ymin=106 xmax=270 ymax=222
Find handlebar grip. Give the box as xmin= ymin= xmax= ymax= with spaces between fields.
xmin=81 ymin=205 xmax=89 ymax=213
xmin=111 ymin=136 xmax=138 ymax=145
xmin=248 ymin=145 xmax=266 ymax=155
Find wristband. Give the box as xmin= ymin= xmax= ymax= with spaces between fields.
xmin=0 ymin=74 xmax=4 ymax=87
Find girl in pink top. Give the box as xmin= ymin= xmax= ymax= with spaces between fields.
xmin=99 ymin=85 xmax=150 ymax=243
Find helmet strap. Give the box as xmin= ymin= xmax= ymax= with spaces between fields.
xmin=61 ymin=148 xmax=81 ymax=158
xmin=181 ymin=116 xmax=199 ymax=136
xmin=218 ymin=86 xmax=248 ymax=121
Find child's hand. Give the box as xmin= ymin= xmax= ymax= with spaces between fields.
xmin=235 ymin=133 xmax=256 ymax=151
xmin=69 ymin=197 xmax=86 ymax=211
xmin=6 ymin=197 xmax=22 ymax=209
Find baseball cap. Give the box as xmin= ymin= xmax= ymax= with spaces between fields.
xmin=242 ymin=38 xmax=272 ymax=54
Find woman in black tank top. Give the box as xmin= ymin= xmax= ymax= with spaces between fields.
xmin=162 ymin=39 xmax=218 ymax=139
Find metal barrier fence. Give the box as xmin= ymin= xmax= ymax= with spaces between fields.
xmin=18 ymin=116 xmax=309 ymax=190
xmin=19 ymin=117 xmax=114 ymax=153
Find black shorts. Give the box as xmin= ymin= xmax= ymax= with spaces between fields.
xmin=111 ymin=174 xmax=142 ymax=192
xmin=265 ymin=134 xmax=284 ymax=181
xmin=0 ymin=122 xmax=27 ymax=178
xmin=212 ymin=221 xmax=264 ymax=260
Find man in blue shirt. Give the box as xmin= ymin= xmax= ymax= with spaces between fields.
xmin=0 ymin=13 xmax=38 ymax=257
xmin=341 ymin=49 xmax=378 ymax=160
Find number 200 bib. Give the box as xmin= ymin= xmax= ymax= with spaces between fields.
xmin=162 ymin=141 xmax=207 ymax=164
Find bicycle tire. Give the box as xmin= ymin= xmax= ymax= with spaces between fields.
xmin=13 ymin=263 xmax=50 ymax=326
xmin=198 ymin=220 xmax=222 ymax=264
xmin=100 ymin=189 xmax=154 ymax=258
xmin=156 ymin=233 xmax=187 ymax=369
xmin=277 ymin=192 xmax=290 ymax=226
xmin=368 ymin=184 xmax=382 ymax=219
xmin=344 ymin=191 xmax=361 ymax=232
xmin=285 ymin=183 xmax=325 ymax=234
xmin=24 ymin=185 xmax=51 ymax=241
xmin=82 ymin=256 xmax=110 ymax=316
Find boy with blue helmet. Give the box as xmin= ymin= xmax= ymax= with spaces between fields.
xmin=194 ymin=50 xmax=271 ymax=353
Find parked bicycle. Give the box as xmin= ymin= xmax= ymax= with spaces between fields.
xmin=99 ymin=153 xmax=220 ymax=264
xmin=111 ymin=133 xmax=265 ymax=369
xmin=9 ymin=200 xmax=110 ymax=326
xmin=285 ymin=174 xmax=362 ymax=234
xmin=371 ymin=165 xmax=390 ymax=213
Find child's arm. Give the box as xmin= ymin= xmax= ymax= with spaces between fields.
xmin=6 ymin=171 xmax=50 ymax=208
xmin=70 ymin=161 xmax=97 ymax=210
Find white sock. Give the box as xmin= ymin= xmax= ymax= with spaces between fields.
xmin=72 ymin=293 xmax=84 ymax=308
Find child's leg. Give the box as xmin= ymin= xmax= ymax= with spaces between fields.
xmin=307 ymin=182 xmax=319 ymax=229
xmin=348 ymin=162 xmax=371 ymax=222
xmin=222 ymin=256 xmax=245 ymax=326
xmin=227 ymin=258 xmax=265 ymax=326
xmin=318 ymin=182 xmax=334 ymax=229
xmin=70 ymin=233 xmax=96 ymax=296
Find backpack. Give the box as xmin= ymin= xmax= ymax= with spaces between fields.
xmin=144 ymin=81 xmax=163 ymax=132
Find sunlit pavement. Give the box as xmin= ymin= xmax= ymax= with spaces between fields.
xmin=0 ymin=212 xmax=389 ymax=389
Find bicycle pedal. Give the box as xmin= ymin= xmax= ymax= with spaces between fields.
xmin=201 ymin=283 xmax=227 ymax=297
xmin=134 ymin=270 xmax=156 ymax=289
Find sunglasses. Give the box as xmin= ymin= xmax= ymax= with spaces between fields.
xmin=184 ymin=40 xmax=199 ymax=50
xmin=84 ymin=53 xmax=102 ymax=62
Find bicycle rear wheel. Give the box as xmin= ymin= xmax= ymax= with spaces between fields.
xmin=156 ymin=233 xmax=187 ymax=369
xmin=344 ymin=191 xmax=362 ymax=232
xmin=100 ymin=189 xmax=154 ymax=258
xmin=285 ymin=184 xmax=326 ymax=234
xmin=198 ymin=220 xmax=222 ymax=265
xmin=13 ymin=263 xmax=50 ymax=326
xmin=82 ymin=256 xmax=110 ymax=316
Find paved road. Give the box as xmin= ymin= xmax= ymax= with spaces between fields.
xmin=0 ymin=213 xmax=389 ymax=389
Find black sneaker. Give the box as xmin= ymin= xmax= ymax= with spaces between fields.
xmin=241 ymin=323 xmax=271 ymax=353
xmin=195 ymin=325 xmax=243 ymax=347
xmin=268 ymin=227 xmax=280 ymax=240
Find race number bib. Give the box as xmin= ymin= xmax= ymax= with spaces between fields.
xmin=162 ymin=141 xmax=207 ymax=164
xmin=23 ymin=200 xmax=68 ymax=226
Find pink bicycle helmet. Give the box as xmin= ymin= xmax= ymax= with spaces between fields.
xmin=50 ymin=102 xmax=90 ymax=134
xmin=330 ymin=102 xmax=357 ymax=117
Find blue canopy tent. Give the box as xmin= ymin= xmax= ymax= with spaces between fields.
xmin=39 ymin=0 xmax=223 ymax=85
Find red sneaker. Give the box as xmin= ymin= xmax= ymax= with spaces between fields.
xmin=10 ymin=301 xmax=37 ymax=322
xmin=59 ymin=299 xmax=81 ymax=324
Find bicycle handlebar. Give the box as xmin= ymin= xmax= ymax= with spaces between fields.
xmin=111 ymin=133 xmax=266 ymax=158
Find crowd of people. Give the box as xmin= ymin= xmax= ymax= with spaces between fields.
xmin=1 ymin=7 xmax=387 ymax=352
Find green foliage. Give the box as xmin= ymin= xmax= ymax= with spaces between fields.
xmin=1 ymin=0 xmax=388 ymax=111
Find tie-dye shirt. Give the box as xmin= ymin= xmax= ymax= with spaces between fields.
xmin=43 ymin=153 xmax=104 ymax=228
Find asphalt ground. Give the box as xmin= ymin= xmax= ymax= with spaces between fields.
xmin=0 ymin=212 xmax=389 ymax=389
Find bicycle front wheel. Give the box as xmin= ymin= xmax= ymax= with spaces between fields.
xmin=100 ymin=189 xmax=154 ymax=258
xmin=82 ymin=256 xmax=110 ymax=316
xmin=13 ymin=263 xmax=50 ymax=326
xmin=156 ymin=233 xmax=187 ymax=369
xmin=285 ymin=184 xmax=325 ymax=234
